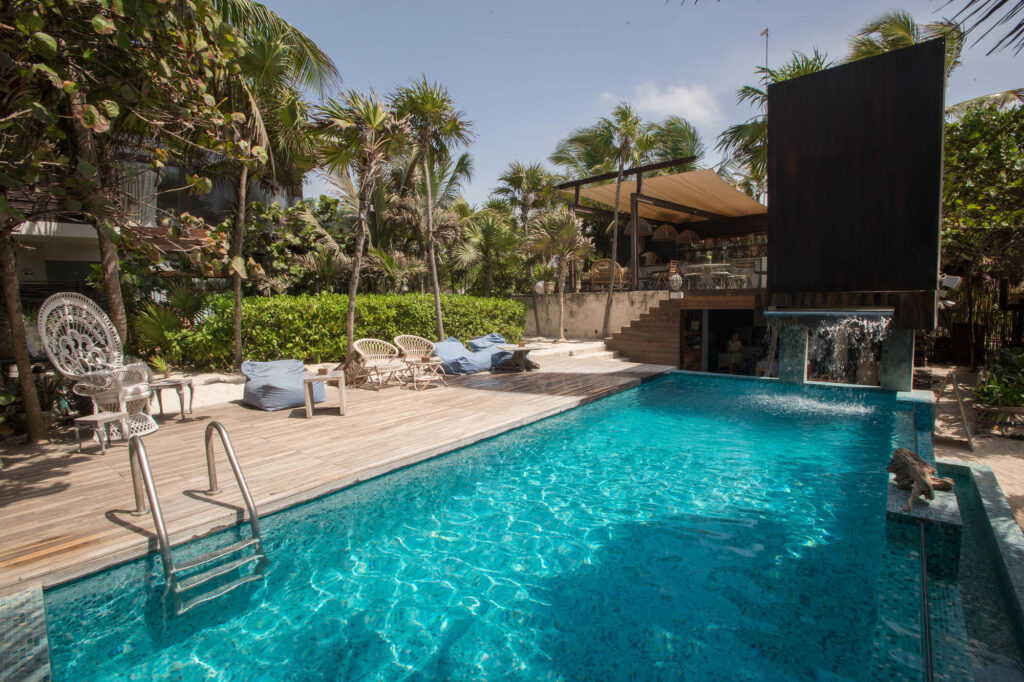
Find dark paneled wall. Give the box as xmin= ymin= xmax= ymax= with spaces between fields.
xmin=766 ymin=39 xmax=945 ymax=296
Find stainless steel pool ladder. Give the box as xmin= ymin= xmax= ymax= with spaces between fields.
xmin=128 ymin=421 xmax=266 ymax=615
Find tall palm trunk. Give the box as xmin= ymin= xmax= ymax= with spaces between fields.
xmin=556 ymin=257 xmax=567 ymax=342
xmin=422 ymin=150 xmax=445 ymax=340
xmin=602 ymin=154 xmax=625 ymax=338
xmin=232 ymin=165 xmax=248 ymax=370
xmin=69 ymin=92 xmax=128 ymax=341
xmin=483 ymin=255 xmax=493 ymax=297
xmin=345 ymin=210 xmax=368 ymax=370
xmin=0 ymin=236 xmax=47 ymax=443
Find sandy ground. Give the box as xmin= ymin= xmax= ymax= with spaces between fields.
xmin=919 ymin=365 xmax=1024 ymax=530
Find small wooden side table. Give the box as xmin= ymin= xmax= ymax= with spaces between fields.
xmin=406 ymin=358 xmax=447 ymax=390
xmin=149 ymin=377 xmax=195 ymax=421
xmin=496 ymin=345 xmax=543 ymax=372
xmin=303 ymin=371 xmax=347 ymax=418
xmin=74 ymin=411 xmax=129 ymax=454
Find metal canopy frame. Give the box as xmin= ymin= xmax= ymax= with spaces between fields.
xmin=557 ymin=157 xmax=746 ymax=289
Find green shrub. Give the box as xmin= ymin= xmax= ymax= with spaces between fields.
xmin=176 ymin=293 xmax=525 ymax=368
xmin=973 ymin=348 xmax=1024 ymax=407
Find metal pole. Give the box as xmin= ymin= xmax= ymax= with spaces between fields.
xmin=129 ymin=443 xmax=148 ymax=515
xmin=204 ymin=422 xmax=263 ymax=547
xmin=128 ymin=436 xmax=176 ymax=583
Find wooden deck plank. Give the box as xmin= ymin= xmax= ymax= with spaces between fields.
xmin=0 ymin=355 xmax=671 ymax=594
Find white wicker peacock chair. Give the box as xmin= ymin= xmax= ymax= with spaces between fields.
xmin=38 ymin=292 xmax=158 ymax=439
xmin=352 ymin=338 xmax=407 ymax=390
xmin=393 ymin=335 xmax=435 ymax=362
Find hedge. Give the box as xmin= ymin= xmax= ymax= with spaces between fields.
xmin=176 ymin=293 xmax=525 ymax=368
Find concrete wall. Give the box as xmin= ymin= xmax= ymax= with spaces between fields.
xmin=520 ymin=291 xmax=669 ymax=340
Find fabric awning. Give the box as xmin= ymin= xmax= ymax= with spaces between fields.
xmin=576 ymin=169 xmax=766 ymax=225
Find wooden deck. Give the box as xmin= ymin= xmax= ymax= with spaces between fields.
xmin=0 ymin=355 xmax=671 ymax=594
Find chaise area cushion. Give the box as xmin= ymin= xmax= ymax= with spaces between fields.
xmin=241 ymin=359 xmax=323 ymax=411
xmin=432 ymin=335 xmax=513 ymax=374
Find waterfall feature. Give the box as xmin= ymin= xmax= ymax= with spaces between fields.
xmin=762 ymin=310 xmax=911 ymax=390
xmin=807 ymin=315 xmax=892 ymax=385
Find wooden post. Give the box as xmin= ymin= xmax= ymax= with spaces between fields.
xmin=632 ymin=173 xmax=643 ymax=290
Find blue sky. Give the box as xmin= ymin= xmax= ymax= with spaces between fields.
xmin=262 ymin=0 xmax=1020 ymax=206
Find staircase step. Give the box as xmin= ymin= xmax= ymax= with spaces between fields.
xmin=176 ymin=554 xmax=263 ymax=592
xmin=177 ymin=573 xmax=265 ymax=614
xmin=173 ymin=538 xmax=260 ymax=573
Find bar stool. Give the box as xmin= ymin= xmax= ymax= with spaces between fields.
xmin=710 ymin=270 xmax=732 ymax=289
xmin=728 ymin=274 xmax=749 ymax=289
xmin=683 ymin=272 xmax=703 ymax=290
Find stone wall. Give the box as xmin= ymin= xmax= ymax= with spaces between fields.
xmin=519 ymin=291 xmax=669 ymax=340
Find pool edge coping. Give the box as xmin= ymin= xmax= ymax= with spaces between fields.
xmin=936 ymin=457 xmax=1024 ymax=652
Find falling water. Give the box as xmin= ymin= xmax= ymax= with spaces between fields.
xmin=807 ymin=316 xmax=892 ymax=385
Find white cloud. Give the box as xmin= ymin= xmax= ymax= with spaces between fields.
xmin=603 ymin=82 xmax=722 ymax=127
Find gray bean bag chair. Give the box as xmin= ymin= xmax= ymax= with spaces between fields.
xmin=432 ymin=335 xmax=513 ymax=374
xmin=241 ymin=359 xmax=323 ymax=411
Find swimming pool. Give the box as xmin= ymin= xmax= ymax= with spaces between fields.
xmin=45 ymin=373 xmax=912 ymax=680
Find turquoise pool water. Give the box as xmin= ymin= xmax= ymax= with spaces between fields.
xmin=46 ymin=373 xmax=912 ymax=680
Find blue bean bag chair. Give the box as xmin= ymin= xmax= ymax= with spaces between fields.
xmin=241 ymin=359 xmax=324 ymax=411
xmin=432 ymin=335 xmax=513 ymax=374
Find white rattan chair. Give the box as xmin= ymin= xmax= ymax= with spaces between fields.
xmin=394 ymin=335 xmax=435 ymax=362
xmin=38 ymin=292 xmax=157 ymax=439
xmin=352 ymin=338 xmax=407 ymax=390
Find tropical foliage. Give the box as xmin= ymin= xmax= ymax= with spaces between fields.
xmin=175 ymin=293 xmax=524 ymax=367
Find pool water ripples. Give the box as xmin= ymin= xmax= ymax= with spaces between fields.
xmin=46 ymin=373 xmax=911 ymax=681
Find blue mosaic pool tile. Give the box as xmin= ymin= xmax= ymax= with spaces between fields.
xmin=872 ymin=526 xmax=926 ymax=681
xmin=887 ymin=482 xmax=963 ymax=579
xmin=0 ymin=585 xmax=51 ymax=682
xmin=928 ymin=574 xmax=973 ymax=682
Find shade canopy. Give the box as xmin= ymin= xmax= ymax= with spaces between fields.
xmin=577 ymin=169 xmax=766 ymax=225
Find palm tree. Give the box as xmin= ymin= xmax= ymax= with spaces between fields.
xmin=847 ymin=11 xmax=1023 ymax=117
xmin=529 ymin=210 xmax=594 ymax=342
xmin=455 ymin=211 xmax=521 ymax=296
xmin=601 ymin=103 xmax=646 ymax=338
xmin=214 ymin=25 xmax=334 ymax=369
xmin=365 ymin=248 xmax=424 ymax=293
xmin=493 ymin=161 xmax=552 ymax=232
xmin=213 ymin=0 xmax=339 ymax=93
xmin=948 ymin=0 xmax=1024 ymax=54
xmin=649 ymin=116 xmax=706 ymax=167
xmin=319 ymin=91 xmax=408 ymax=366
xmin=392 ymin=78 xmax=474 ymax=341
xmin=847 ymin=10 xmax=964 ymax=81
xmin=715 ymin=50 xmax=833 ymax=185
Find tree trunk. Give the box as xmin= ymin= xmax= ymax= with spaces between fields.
xmin=345 ymin=214 xmax=368 ymax=370
xmin=602 ymin=156 xmax=625 ymax=338
xmin=95 ymin=225 xmax=128 ymax=342
xmin=0 ymin=237 xmax=47 ymax=443
xmin=423 ymin=153 xmax=445 ymax=340
xmin=483 ymin=255 xmax=493 ymax=297
xmin=232 ymin=165 xmax=248 ymax=370
xmin=69 ymin=92 xmax=128 ymax=341
xmin=556 ymin=258 xmax=567 ymax=342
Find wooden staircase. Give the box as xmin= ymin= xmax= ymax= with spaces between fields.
xmin=604 ymin=290 xmax=763 ymax=367
xmin=604 ymin=298 xmax=685 ymax=367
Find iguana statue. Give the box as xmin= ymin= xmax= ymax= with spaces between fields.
xmin=887 ymin=448 xmax=954 ymax=512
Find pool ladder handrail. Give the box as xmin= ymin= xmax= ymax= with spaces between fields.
xmin=128 ymin=421 xmax=266 ymax=615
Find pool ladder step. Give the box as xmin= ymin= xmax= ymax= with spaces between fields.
xmin=128 ymin=422 xmax=267 ymax=616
